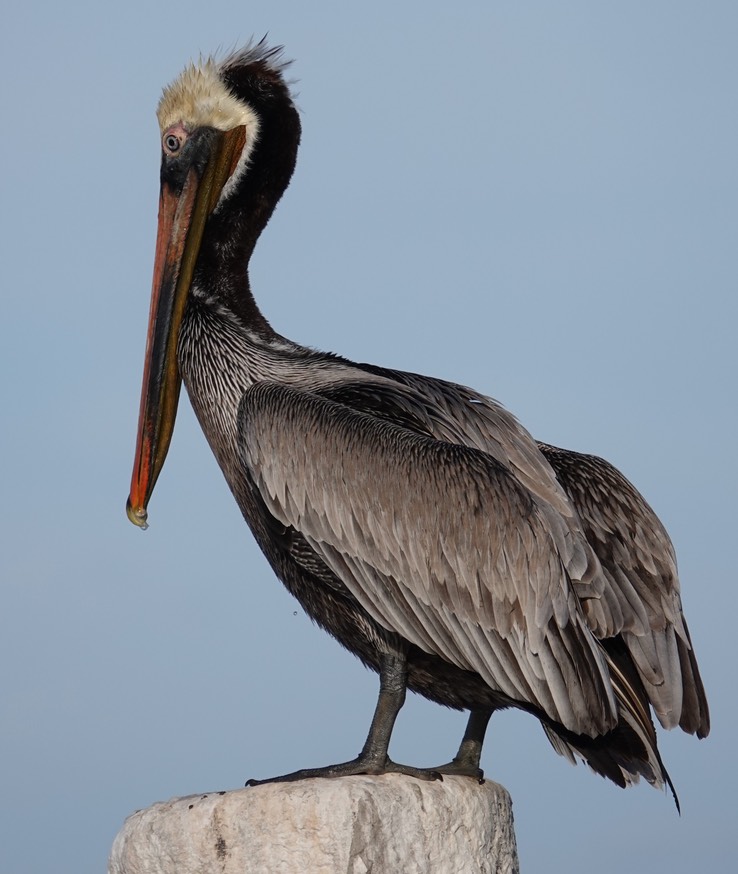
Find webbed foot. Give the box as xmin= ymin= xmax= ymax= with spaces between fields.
xmin=246 ymin=755 xmax=442 ymax=786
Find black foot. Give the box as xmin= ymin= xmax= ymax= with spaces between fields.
xmin=431 ymin=708 xmax=492 ymax=783
xmin=246 ymin=756 xmax=443 ymax=787
xmin=432 ymin=758 xmax=485 ymax=783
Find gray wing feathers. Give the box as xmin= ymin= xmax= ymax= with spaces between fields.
xmin=381 ymin=375 xmax=605 ymax=597
xmin=239 ymin=381 xmax=618 ymax=736
xmin=539 ymin=444 xmax=709 ymax=737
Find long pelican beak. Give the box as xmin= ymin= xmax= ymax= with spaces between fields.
xmin=127 ymin=126 xmax=246 ymax=528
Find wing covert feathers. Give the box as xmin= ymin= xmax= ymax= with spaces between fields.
xmin=239 ymin=381 xmax=617 ymax=736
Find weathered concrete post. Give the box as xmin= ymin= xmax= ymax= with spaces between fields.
xmin=109 ymin=775 xmax=519 ymax=873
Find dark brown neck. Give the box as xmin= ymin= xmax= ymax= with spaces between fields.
xmin=195 ymin=82 xmax=301 ymax=333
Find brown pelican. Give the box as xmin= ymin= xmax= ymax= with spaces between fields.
xmin=127 ymin=42 xmax=709 ymax=801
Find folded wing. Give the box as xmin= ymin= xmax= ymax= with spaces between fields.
xmin=238 ymin=381 xmax=619 ymax=737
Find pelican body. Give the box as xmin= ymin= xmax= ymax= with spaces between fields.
xmin=127 ymin=43 xmax=708 ymax=797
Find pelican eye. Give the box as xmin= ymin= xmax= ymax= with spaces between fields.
xmin=163 ymin=133 xmax=182 ymax=154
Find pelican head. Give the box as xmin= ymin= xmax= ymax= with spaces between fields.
xmin=127 ymin=42 xmax=299 ymax=528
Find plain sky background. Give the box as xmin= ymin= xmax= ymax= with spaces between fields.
xmin=1 ymin=2 xmax=736 ymax=872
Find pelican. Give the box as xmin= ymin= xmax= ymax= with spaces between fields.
xmin=127 ymin=42 xmax=709 ymax=800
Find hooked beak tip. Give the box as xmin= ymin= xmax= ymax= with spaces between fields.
xmin=126 ymin=497 xmax=149 ymax=530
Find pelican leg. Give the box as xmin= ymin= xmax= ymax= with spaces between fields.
xmin=245 ymin=652 xmax=442 ymax=785
xmin=431 ymin=708 xmax=493 ymax=782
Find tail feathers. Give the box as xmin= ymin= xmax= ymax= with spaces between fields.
xmin=676 ymin=621 xmax=710 ymax=738
xmin=541 ymin=639 xmax=680 ymax=810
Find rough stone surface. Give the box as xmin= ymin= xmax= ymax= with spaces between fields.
xmin=109 ymin=775 xmax=519 ymax=874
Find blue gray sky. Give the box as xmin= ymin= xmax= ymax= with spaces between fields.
xmin=1 ymin=2 xmax=735 ymax=871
